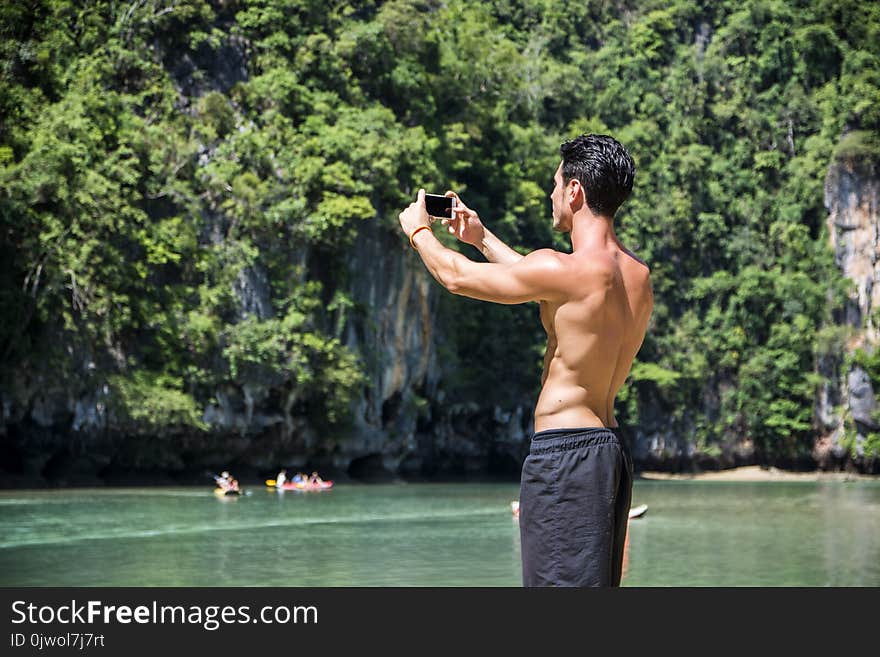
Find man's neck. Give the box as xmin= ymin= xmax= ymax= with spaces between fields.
xmin=569 ymin=209 xmax=617 ymax=253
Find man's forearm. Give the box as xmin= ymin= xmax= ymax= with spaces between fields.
xmin=410 ymin=228 xmax=469 ymax=292
xmin=477 ymin=228 xmax=523 ymax=265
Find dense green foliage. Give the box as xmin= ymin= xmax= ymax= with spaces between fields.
xmin=1 ymin=1 xmax=878 ymax=461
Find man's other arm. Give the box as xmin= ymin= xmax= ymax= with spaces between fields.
xmin=441 ymin=192 xmax=523 ymax=265
xmin=475 ymin=227 xmax=524 ymax=265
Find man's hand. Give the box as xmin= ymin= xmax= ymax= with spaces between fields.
xmin=441 ymin=190 xmax=485 ymax=247
xmin=398 ymin=188 xmax=431 ymax=239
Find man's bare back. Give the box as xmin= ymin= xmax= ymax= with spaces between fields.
xmin=535 ymin=244 xmax=653 ymax=432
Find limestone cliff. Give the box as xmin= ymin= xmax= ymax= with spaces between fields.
xmin=816 ymin=154 xmax=880 ymax=467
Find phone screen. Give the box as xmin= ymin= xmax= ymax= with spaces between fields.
xmin=425 ymin=194 xmax=454 ymax=218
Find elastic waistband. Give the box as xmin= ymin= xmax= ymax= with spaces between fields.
xmin=529 ymin=426 xmax=625 ymax=455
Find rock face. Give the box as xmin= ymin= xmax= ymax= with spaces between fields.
xmin=335 ymin=216 xmax=439 ymax=477
xmin=331 ymin=217 xmax=533 ymax=480
xmin=825 ymin=160 xmax=880 ymax=344
xmin=817 ymin=157 xmax=880 ymax=468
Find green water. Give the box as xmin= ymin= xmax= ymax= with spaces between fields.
xmin=1 ymin=480 xmax=878 ymax=586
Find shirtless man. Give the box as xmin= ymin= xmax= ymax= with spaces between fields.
xmin=398 ymin=134 xmax=653 ymax=586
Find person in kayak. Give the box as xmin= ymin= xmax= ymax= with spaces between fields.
xmin=275 ymin=469 xmax=287 ymax=488
xmin=214 ymin=471 xmax=240 ymax=493
xmin=215 ymin=471 xmax=232 ymax=489
xmin=309 ymin=472 xmax=324 ymax=486
xmin=397 ymin=134 xmax=653 ymax=586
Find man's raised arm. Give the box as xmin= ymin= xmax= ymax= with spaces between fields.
xmin=398 ymin=190 xmax=565 ymax=306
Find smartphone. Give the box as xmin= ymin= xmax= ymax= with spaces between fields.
xmin=425 ymin=193 xmax=455 ymax=220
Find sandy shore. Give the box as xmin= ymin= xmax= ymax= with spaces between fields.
xmin=639 ymin=465 xmax=876 ymax=482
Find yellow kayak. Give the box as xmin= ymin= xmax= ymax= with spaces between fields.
xmin=214 ymin=487 xmax=241 ymax=497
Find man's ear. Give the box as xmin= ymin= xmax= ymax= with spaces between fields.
xmin=567 ymin=179 xmax=584 ymax=206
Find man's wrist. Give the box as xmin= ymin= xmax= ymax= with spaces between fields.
xmin=475 ymin=229 xmax=491 ymax=255
xmin=410 ymin=225 xmax=433 ymax=249
xmin=478 ymin=229 xmax=498 ymax=258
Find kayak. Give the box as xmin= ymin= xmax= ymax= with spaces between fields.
xmin=265 ymin=479 xmax=334 ymax=491
xmin=214 ymin=488 xmax=241 ymax=497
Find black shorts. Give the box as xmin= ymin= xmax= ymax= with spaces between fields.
xmin=519 ymin=426 xmax=633 ymax=587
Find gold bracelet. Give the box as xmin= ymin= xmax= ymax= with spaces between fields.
xmin=409 ymin=225 xmax=432 ymax=249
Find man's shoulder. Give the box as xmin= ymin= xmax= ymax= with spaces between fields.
xmin=619 ymin=245 xmax=651 ymax=273
xmin=560 ymin=247 xmax=652 ymax=297
xmin=553 ymin=247 xmax=617 ymax=276
xmin=581 ymin=246 xmax=651 ymax=279
xmin=518 ymin=248 xmax=568 ymax=271
xmin=524 ymin=247 xmax=565 ymax=260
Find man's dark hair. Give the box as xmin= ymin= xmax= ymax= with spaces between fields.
xmin=560 ymin=134 xmax=635 ymax=217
